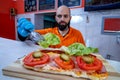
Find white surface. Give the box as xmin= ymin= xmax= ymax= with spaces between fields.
xmin=0 ymin=37 xmax=120 ymax=80
xmin=0 ymin=37 xmax=41 ymax=80
xmin=107 ymin=60 xmax=120 ymax=73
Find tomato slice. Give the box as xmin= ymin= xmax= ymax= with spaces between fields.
xmin=76 ymin=56 xmax=103 ymax=71
xmin=23 ymin=52 xmax=50 ymax=67
xmin=54 ymin=57 xmax=75 ymax=69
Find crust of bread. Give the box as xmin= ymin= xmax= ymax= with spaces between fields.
xmin=23 ymin=64 xmax=108 ymax=80
xmin=23 ymin=64 xmax=82 ymax=77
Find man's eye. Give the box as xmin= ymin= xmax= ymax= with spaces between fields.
xmin=57 ymin=15 xmax=62 ymax=18
xmin=64 ymin=15 xmax=68 ymax=18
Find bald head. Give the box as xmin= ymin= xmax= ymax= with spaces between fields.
xmin=56 ymin=5 xmax=71 ymax=15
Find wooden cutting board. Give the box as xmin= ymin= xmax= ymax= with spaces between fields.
xmin=2 ymin=54 xmax=120 ymax=80
xmin=2 ymin=62 xmax=87 ymax=80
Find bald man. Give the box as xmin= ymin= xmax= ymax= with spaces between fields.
xmin=18 ymin=5 xmax=85 ymax=48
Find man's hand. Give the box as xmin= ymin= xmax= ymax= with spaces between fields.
xmin=17 ymin=18 xmax=34 ymax=37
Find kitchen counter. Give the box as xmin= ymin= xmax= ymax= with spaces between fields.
xmin=0 ymin=37 xmax=120 ymax=80
xmin=0 ymin=37 xmax=48 ymax=80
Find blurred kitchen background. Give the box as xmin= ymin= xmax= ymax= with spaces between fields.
xmin=0 ymin=0 xmax=120 ymax=61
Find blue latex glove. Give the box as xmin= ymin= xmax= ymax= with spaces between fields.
xmin=17 ymin=18 xmax=34 ymax=37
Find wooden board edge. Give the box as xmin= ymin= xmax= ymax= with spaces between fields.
xmin=2 ymin=69 xmax=51 ymax=80
xmin=2 ymin=66 xmax=87 ymax=80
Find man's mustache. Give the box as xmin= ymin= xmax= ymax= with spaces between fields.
xmin=60 ymin=21 xmax=66 ymax=23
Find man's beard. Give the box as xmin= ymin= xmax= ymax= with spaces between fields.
xmin=57 ymin=21 xmax=70 ymax=31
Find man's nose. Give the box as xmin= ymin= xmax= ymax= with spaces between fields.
xmin=61 ymin=16 xmax=65 ymax=20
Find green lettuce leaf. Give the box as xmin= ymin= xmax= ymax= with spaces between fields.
xmin=38 ymin=33 xmax=60 ymax=48
xmin=61 ymin=43 xmax=99 ymax=56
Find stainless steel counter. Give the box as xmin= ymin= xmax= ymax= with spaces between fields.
xmin=0 ymin=37 xmax=120 ymax=80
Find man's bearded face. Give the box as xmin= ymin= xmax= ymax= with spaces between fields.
xmin=57 ymin=21 xmax=70 ymax=31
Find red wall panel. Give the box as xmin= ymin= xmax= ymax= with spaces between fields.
xmin=0 ymin=0 xmax=16 ymax=40
xmin=104 ymin=18 xmax=120 ymax=31
xmin=15 ymin=0 xmax=24 ymax=14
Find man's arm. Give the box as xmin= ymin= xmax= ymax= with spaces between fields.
xmin=35 ymin=28 xmax=53 ymax=35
